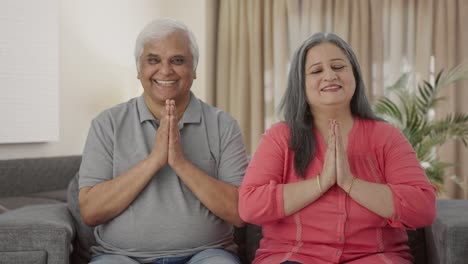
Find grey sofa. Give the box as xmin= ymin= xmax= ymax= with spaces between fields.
xmin=0 ymin=156 xmax=467 ymax=264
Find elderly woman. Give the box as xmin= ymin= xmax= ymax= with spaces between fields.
xmin=238 ymin=32 xmax=436 ymax=264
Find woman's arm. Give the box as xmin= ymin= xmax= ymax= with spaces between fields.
xmin=337 ymin=123 xmax=436 ymax=228
xmin=239 ymin=123 xmax=334 ymax=224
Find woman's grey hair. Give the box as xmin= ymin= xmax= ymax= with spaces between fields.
xmin=134 ymin=18 xmax=199 ymax=73
xmin=279 ymin=32 xmax=379 ymax=177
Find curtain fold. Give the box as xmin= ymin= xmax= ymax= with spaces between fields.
xmin=214 ymin=0 xmax=468 ymax=198
xmin=215 ymin=0 xmax=290 ymax=154
xmin=433 ymin=0 xmax=468 ymax=198
xmin=459 ymin=1 xmax=468 ymax=198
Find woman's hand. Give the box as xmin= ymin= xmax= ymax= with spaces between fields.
xmin=320 ymin=120 xmax=337 ymax=191
xmin=334 ymin=121 xmax=354 ymax=192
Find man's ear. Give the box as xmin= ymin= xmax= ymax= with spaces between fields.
xmin=194 ymin=71 xmax=197 ymax=79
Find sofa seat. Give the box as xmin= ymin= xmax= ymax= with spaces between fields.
xmin=0 ymin=189 xmax=67 ymax=212
xmin=0 ymin=203 xmax=75 ymax=264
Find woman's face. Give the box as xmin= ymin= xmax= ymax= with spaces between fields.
xmin=304 ymin=42 xmax=356 ymax=111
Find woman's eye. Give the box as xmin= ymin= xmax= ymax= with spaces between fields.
xmin=308 ymin=68 xmax=322 ymax=74
xmin=332 ymin=65 xmax=345 ymax=70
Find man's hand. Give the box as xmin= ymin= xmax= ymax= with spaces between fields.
xmin=147 ymin=100 xmax=171 ymax=169
xmin=167 ymin=100 xmax=187 ymax=169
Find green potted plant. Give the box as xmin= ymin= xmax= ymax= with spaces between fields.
xmin=374 ymin=64 xmax=468 ymax=193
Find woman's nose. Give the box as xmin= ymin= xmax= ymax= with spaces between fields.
xmin=323 ymin=69 xmax=338 ymax=81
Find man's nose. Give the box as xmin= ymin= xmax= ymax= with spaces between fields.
xmin=160 ymin=62 xmax=174 ymax=75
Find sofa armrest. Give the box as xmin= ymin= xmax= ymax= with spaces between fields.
xmin=425 ymin=199 xmax=468 ymax=264
xmin=0 ymin=203 xmax=75 ymax=264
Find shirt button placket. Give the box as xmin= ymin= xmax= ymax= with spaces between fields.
xmin=339 ymin=236 xmax=345 ymax=243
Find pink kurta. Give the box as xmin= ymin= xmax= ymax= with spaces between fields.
xmin=239 ymin=118 xmax=436 ymax=264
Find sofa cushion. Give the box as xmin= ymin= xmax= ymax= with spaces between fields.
xmin=426 ymin=199 xmax=468 ymax=264
xmin=67 ymin=172 xmax=96 ymax=264
xmin=407 ymin=228 xmax=427 ymax=264
xmin=0 ymin=251 xmax=47 ymax=264
xmin=0 ymin=196 xmax=63 ymax=211
xmin=0 ymin=156 xmax=81 ymax=198
xmin=0 ymin=203 xmax=74 ymax=264
xmin=245 ymin=224 xmax=262 ymax=263
xmin=29 ymin=189 xmax=68 ymax=202
xmin=0 ymin=204 xmax=7 ymax=214
xmin=0 ymin=203 xmax=74 ymax=233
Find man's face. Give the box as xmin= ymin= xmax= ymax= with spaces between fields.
xmin=138 ymin=31 xmax=196 ymax=106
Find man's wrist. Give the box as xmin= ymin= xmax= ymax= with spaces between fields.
xmin=170 ymin=157 xmax=191 ymax=174
xmin=145 ymin=154 xmax=165 ymax=171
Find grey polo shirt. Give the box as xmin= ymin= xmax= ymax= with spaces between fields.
xmin=79 ymin=92 xmax=248 ymax=262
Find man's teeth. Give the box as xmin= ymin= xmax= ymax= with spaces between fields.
xmin=155 ymin=80 xmax=176 ymax=86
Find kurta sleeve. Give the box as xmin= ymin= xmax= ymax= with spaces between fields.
xmin=238 ymin=124 xmax=288 ymax=225
xmin=382 ymin=126 xmax=436 ymax=229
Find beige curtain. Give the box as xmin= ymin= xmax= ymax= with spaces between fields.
xmin=433 ymin=0 xmax=468 ymax=198
xmin=213 ymin=0 xmax=468 ymax=198
xmin=286 ymin=0 xmax=381 ymax=100
xmin=214 ymin=0 xmax=291 ymax=154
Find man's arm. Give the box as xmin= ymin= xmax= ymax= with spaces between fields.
xmin=79 ymin=109 xmax=170 ymax=227
xmin=172 ymin=161 xmax=243 ymax=227
xmin=79 ymin=157 xmax=162 ymax=226
xmin=166 ymin=101 xmax=246 ymax=227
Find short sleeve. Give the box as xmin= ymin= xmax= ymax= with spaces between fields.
xmin=78 ymin=114 xmax=114 ymax=189
xmin=217 ymin=112 xmax=249 ymax=186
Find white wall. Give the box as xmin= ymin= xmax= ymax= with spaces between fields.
xmin=0 ymin=0 xmax=210 ymax=159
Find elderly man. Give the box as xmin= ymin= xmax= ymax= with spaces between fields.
xmin=78 ymin=18 xmax=248 ymax=264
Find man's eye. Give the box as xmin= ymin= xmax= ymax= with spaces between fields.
xmin=171 ymin=58 xmax=185 ymax=65
xmin=148 ymin=58 xmax=159 ymax=64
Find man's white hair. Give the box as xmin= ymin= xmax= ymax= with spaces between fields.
xmin=134 ymin=18 xmax=199 ymax=73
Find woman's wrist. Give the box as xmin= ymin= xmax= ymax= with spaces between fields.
xmin=338 ymin=174 xmax=355 ymax=191
xmin=344 ymin=176 xmax=356 ymax=195
xmin=320 ymin=174 xmax=335 ymax=192
xmin=316 ymin=174 xmax=323 ymax=194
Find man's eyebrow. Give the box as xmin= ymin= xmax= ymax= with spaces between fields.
xmin=146 ymin=53 xmax=159 ymax=57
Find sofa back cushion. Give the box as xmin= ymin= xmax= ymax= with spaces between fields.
xmin=0 ymin=156 xmax=81 ymax=198
xmin=67 ymin=172 xmax=96 ymax=264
